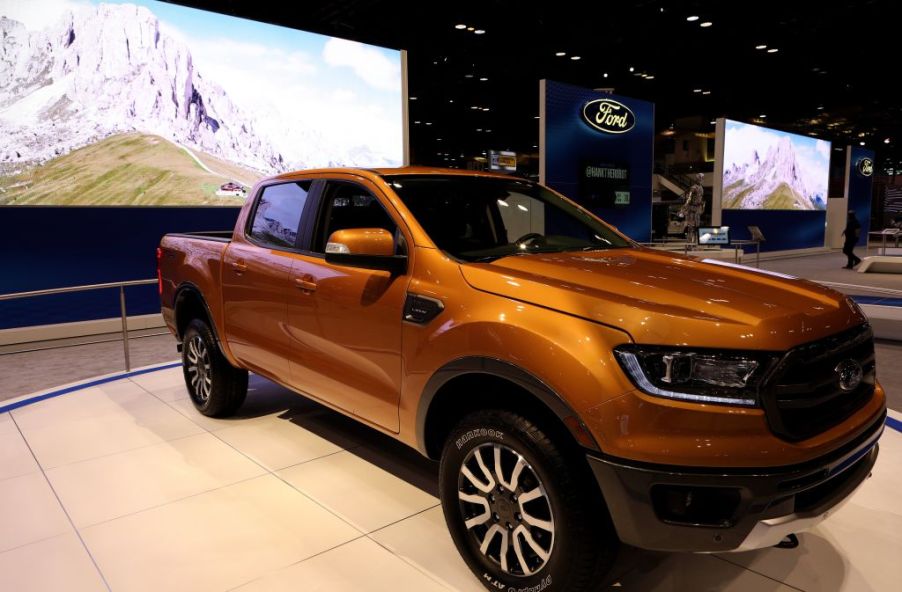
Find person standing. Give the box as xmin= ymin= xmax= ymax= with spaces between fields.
xmin=842 ymin=210 xmax=862 ymax=269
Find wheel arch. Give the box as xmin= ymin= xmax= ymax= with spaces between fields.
xmin=173 ymin=283 xmax=226 ymax=355
xmin=416 ymin=356 xmax=600 ymax=460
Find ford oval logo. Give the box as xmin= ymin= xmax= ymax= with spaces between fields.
xmin=582 ymin=99 xmax=636 ymax=134
xmin=835 ymin=359 xmax=863 ymax=392
xmin=857 ymin=157 xmax=873 ymax=177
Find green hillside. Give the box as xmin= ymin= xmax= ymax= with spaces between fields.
xmin=0 ymin=133 xmax=263 ymax=206
xmin=763 ymin=182 xmax=808 ymax=210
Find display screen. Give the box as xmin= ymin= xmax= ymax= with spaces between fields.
xmin=698 ymin=226 xmax=730 ymax=245
xmin=579 ymin=162 xmax=630 ymax=207
xmin=0 ymin=0 xmax=404 ymax=206
xmin=722 ymin=119 xmax=830 ymax=210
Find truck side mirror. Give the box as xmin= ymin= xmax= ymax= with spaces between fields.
xmin=324 ymin=228 xmax=407 ymax=274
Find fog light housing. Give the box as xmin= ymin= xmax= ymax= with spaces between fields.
xmin=651 ymin=485 xmax=741 ymax=527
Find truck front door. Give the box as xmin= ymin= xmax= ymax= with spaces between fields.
xmin=286 ymin=178 xmax=409 ymax=432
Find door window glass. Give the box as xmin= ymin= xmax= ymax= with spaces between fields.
xmin=248 ymin=181 xmax=312 ymax=249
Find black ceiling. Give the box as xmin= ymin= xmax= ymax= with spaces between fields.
xmin=166 ymin=0 xmax=901 ymax=170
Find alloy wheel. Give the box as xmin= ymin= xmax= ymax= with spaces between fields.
xmin=186 ymin=334 xmax=212 ymax=402
xmin=457 ymin=443 xmax=555 ymax=577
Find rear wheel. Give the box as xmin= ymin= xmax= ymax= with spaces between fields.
xmin=182 ymin=319 xmax=247 ymax=417
xmin=439 ymin=409 xmax=619 ymax=592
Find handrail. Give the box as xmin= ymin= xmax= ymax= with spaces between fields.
xmin=0 ymin=279 xmax=160 ymax=372
xmin=0 ymin=279 xmax=157 ymax=301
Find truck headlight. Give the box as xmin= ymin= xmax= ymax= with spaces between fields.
xmin=614 ymin=346 xmax=776 ymax=407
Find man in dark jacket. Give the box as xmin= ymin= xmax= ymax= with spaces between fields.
xmin=842 ymin=210 xmax=862 ymax=269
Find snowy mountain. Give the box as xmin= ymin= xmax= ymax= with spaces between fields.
xmin=723 ymin=136 xmax=820 ymax=210
xmin=0 ymin=3 xmax=377 ymax=176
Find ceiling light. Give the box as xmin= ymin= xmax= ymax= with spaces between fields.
xmin=767 ymin=48 xmax=779 ymax=53
xmin=436 ymin=138 xmax=442 ymax=141
xmin=448 ymin=99 xmax=454 ymax=103
xmin=455 ymin=24 xmax=466 ymax=30
xmin=603 ymin=72 xmax=608 ymax=78
xmin=414 ymin=120 xmax=421 ymax=124
xmin=693 ymin=88 xmax=702 ymax=93
xmin=756 ymin=44 xmax=767 ymax=50
xmin=464 ymin=74 xmax=474 ymax=78
xmin=533 ymin=145 xmax=538 ymax=148
xmin=555 ymin=51 xmax=566 ymax=56
xmin=409 ymin=96 xmax=417 ymax=100
xmin=479 ymin=77 xmax=488 ymax=81
xmin=817 ymin=105 xmax=824 ymax=110
xmin=760 ymin=114 xmax=767 ymax=118
xmin=860 ymin=141 xmax=865 ymax=146
xmin=571 ymin=55 xmax=581 ymax=60
xmin=885 ymin=138 xmax=891 ymax=144
xmin=646 ymin=75 xmax=655 ymax=80
xmin=467 ymin=27 xmax=475 ymax=31
xmin=700 ymin=21 xmax=713 ymax=27
xmin=476 ymin=128 xmax=482 ymax=131
xmin=534 ymin=116 xmax=540 ymax=119
xmin=686 ymin=16 xmax=699 ymax=22
xmin=474 ymin=29 xmax=485 ymax=35
xmin=486 ymin=129 xmax=492 ymax=132
xmin=702 ymin=90 xmax=711 ymax=95
xmin=425 ymin=122 xmax=432 ymax=126
xmin=482 ymin=107 xmax=490 ymax=111
xmin=710 ymin=120 xmax=716 ymax=125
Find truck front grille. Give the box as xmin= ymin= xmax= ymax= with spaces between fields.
xmin=761 ymin=324 xmax=876 ymax=441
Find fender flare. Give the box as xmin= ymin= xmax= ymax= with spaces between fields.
xmin=415 ymin=356 xmax=599 ymax=457
xmin=173 ymin=282 xmax=225 ymax=352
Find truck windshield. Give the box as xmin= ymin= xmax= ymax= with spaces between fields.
xmin=385 ymin=175 xmax=632 ymax=262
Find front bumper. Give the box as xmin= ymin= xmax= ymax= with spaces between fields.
xmin=588 ymin=411 xmax=884 ymax=553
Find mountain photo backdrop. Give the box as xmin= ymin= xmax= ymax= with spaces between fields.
xmin=722 ymin=119 xmax=831 ymax=211
xmin=0 ymin=0 xmax=404 ymax=205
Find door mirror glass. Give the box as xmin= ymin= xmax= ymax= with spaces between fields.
xmin=325 ymin=228 xmax=395 ymax=257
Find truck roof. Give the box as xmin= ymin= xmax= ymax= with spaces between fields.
xmin=271 ymin=166 xmax=525 ymax=183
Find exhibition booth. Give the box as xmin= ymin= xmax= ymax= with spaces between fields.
xmin=1 ymin=1 xmax=901 ymax=592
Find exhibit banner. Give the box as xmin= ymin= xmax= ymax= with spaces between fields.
xmin=540 ymin=80 xmax=654 ymax=241
xmin=715 ymin=119 xmax=829 ymax=252
xmin=0 ymin=0 xmax=407 ymax=329
xmin=0 ymin=0 xmax=406 ymax=206
xmin=846 ymin=146 xmax=875 ymax=247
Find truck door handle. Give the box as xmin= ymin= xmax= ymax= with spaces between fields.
xmin=294 ymin=277 xmax=317 ymax=292
xmin=231 ymin=261 xmax=248 ymax=273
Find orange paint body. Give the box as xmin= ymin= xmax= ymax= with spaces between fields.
xmin=160 ymin=167 xmax=886 ymax=469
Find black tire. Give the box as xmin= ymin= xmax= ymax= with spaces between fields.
xmin=181 ymin=318 xmax=247 ymax=417
xmin=440 ymin=410 xmax=619 ymax=592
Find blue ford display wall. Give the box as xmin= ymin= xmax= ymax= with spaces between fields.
xmin=0 ymin=208 xmax=240 ymax=330
xmin=847 ymin=146 xmax=875 ymax=247
xmin=540 ymin=80 xmax=654 ymax=241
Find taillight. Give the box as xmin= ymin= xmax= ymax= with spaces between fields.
xmin=156 ymin=247 xmax=163 ymax=296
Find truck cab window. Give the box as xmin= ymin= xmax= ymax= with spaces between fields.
xmin=248 ymin=181 xmax=312 ymax=249
xmin=313 ymin=182 xmax=399 ymax=253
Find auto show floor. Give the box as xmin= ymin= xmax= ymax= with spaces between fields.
xmin=1 ymin=365 xmax=901 ymax=592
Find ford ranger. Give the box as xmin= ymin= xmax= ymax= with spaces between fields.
xmin=159 ymin=167 xmax=885 ymax=591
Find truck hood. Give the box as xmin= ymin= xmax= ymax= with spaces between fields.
xmin=459 ymin=248 xmax=864 ymax=350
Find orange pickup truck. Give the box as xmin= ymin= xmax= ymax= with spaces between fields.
xmin=159 ymin=167 xmax=885 ymax=591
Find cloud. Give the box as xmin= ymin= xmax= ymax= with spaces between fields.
xmin=816 ymin=139 xmax=831 ymax=159
xmin=322 ymin=38 xmax=400 ymax=92
xmin=0 ymin=0 xmax=88 ymax=31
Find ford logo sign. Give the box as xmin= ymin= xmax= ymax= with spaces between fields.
xmin=582 ymin=99 xmax=636 ymax=134
xmin=857 ymin=157 xmax=873 ymax=177
xmin=835 ymin=359 xmax=863 ymax=392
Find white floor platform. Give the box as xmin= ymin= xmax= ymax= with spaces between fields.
xmin=1 ymin=365 xmax=900 ymax=592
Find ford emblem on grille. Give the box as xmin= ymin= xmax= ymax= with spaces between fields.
xmin=835 ymin=359 xmax=863 ymax=391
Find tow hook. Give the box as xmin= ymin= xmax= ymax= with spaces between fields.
xmin=774 ymin=533 xmax=799 ymax=549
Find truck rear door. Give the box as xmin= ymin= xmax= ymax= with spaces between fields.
xmin=221 ymin=180 xmax=317 ymax=379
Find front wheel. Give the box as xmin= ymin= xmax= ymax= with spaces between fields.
xmin=439 ymin=410 xmax=619 ymax=592
xmin=181 ymin=319 xmax=247 ymax=417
